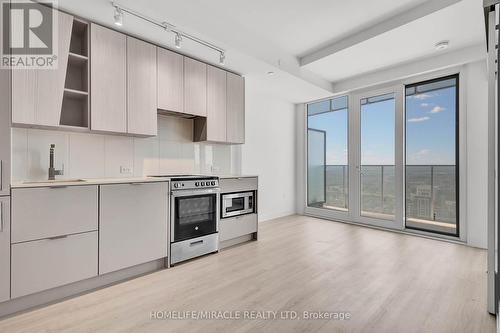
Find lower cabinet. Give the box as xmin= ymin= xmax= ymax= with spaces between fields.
xmin=220 ymin=213 xmax=257 ymax=242
xmin=99 ymin=183 xmax=168 ymax=275
xmin=0 ymin=197 xmax=10 ymax=303
xmin=11 ymin=231 xmax=98 ymax=298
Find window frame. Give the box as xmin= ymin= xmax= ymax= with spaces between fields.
xmin=303 ymin=67 xmax=467 ymax=243
xmin=404 ymin=73 xmax=460 ymax=237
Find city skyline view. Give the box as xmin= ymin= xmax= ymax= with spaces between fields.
xmin=307 ymin=77 xmax=458 ymax=234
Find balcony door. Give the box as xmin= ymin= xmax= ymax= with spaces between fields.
xmin=351 ymin=87 xmax=404 ymax=229
xmin=305 ymin=75 xmax=460 ymax=238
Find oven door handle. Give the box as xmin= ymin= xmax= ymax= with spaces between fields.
xmin=171 ymin=188 xmax=220 ymax=197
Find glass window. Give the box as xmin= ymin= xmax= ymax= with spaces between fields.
xmin=307 ymin=96 xmax=349 ymax=211
xmin=360 ymin=93 xmax=396 ymax=219
xmin=405 ymin=75 xmax=458 ymax=236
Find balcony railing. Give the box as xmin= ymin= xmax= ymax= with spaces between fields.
xmin=323 ymin=165 xmax=456 ymax=226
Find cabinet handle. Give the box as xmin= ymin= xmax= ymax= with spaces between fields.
xmin=49 ymin=186 xmax=68 ymax=189
xmin=0 ymin=201 xmax=3 ymax=233
xmin=48 ymin=235 xmax=68 ymax=241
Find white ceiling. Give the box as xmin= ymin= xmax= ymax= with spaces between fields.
xmin=57 ymin=0 xmax=486 ymax=103
xmin=303 ymin=0 xmax=485 ymax=82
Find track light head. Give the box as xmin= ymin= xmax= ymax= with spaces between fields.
xmin=219 ymin=52 xmax=225 ymax=66
xmin=114 ymin=7 xmax=123 ymax=26
xmin=175 ymin=33 xmax=182 ymax=49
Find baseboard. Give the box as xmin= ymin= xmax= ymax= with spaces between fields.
xmin=220 ymin=234 xmax=254 ymax=249
xmin=258 ymin=210 xmax=296 ymax=222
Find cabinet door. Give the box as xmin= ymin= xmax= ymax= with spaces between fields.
xmin=220 ymin=213 xmax=257 ymax=242
xmin=127 ymin=37 xmax=157 ymax=136
xmin=206 ymin=66 xmax=227 ymax=142
xmin=11 ymin=231 xmax=98 ymax=298
xmin=12 ymin=186 xmax=98 ymax=243
xmin=90 ymin=24 xmax=127 ymax=133
xmin=0 ymin=198 xmax=10 ymax=302
xmin=0 ymin=64 xmax=10 ymax=196
xmin=157 ymin=48 xmax=184 ymax=113
xmin=226 ymin=73 xmax=245 ymax=144
xmin=184 ymin=58 xmax=207 ymax=117
xmin=11 ymin=7 xmax=73 ymax=127
xmin=99 ymin=183 xmax=168 ymax=274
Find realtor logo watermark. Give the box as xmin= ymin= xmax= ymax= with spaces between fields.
xmin=1 ymin=0 xmax=58 ymax=69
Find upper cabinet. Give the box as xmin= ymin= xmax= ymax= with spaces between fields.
xmin=11 ymin=7 xmax=73 ymax=127
xmin=195 ymin=69 xmax=245 ymax=144
xmin=157 ymin=47 xmax=184 ymax=114
xmin=194 ymin=66 xmax=227 ymax=142
xmin=207 ymin=66 xmax=227 ymax=142
xmin=0 ymin=60 xmax=10 ymax=197
xmin=127 ymin=37 xmax=157 ymax=136
xmin=91 ymin=25 xmax=158 ymax=137
xmin=9 ymin=7 xmax=245 ymax=143
xmin=184 ymin=58 xmax=207 ymax=117
xmin=226 ymin=73 xmax=245 ymax=144
xmin=90 ymin=24 xmax=127 ymax=134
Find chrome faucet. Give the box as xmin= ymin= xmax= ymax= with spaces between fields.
xmin=48 ymin=144 xmax=64 ymax=180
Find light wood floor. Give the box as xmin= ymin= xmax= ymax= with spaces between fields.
xmin=0 ymin=215 xmax=495 ymax=333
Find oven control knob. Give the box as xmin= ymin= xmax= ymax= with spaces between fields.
xmin=211 ymin=181 xmax=216 ymax=186
xmin=173 ymin=183 xmax=179 ymax=188
xmin=195 ymin=182 xmax=199 ymax=186
xmin=201 ymin=182 xmax=205 ymax=186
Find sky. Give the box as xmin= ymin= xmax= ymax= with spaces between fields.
xmin=405 ymin=86 xmax=456 ymax=165
xmin=307 ymin=85 xmax=456 ymax=166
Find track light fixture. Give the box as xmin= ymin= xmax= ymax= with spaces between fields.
xmin=110 ymin=1 xmax=225 ymax=65
xmin=175 ymin=33 xmax=182 ymax=49
xmin=113 ymin=7 xmax=123 ymax=26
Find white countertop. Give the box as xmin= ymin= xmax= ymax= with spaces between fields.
xmin=11 ymin=174 xmax=258 ymax=189
xmin=11 ymin=177 xmax=170 ymax=189
xmin=216 ymin=174 xmax=258 ymax=179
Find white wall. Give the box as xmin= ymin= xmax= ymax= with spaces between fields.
xmin=11 ymin=115 xmax=238 ymax=181
xmin=242 ymin=77 xmax=297 ymax=222
xmin=464 ymin=60 xmax=489 ymax=248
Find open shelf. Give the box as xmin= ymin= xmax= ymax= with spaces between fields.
xmin=68 ymin=52 xmax=88 ymax=65
xmin=64 ymin=88 xmax=88 ymax=99
xmin=60 ymin=95 xmax=89 ymax=128
xmin=69 ymin=19 xmax=89 ymax=57
xmin=61 ymin=18 xmax=89 ymax=129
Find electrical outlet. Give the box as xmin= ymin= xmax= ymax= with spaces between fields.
xmin=120 ymin=166 xmax=133 ymax=174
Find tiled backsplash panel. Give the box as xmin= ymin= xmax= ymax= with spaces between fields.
xmin=69 ymin=134 xmax=105 ymax=179
xmin=11 ymin=115 xmax=240 ymax=181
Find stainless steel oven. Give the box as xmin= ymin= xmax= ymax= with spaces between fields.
xmin=171 ymin=188 xmax=219 ymax=242
xmin=161 ymin=176 xmax=220 ymax=265
xmin=221 ymin=191 xmax=255 ymax=218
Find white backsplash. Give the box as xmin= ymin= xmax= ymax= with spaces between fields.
xmin=11 ymin=115 xmax=241 ymax=182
